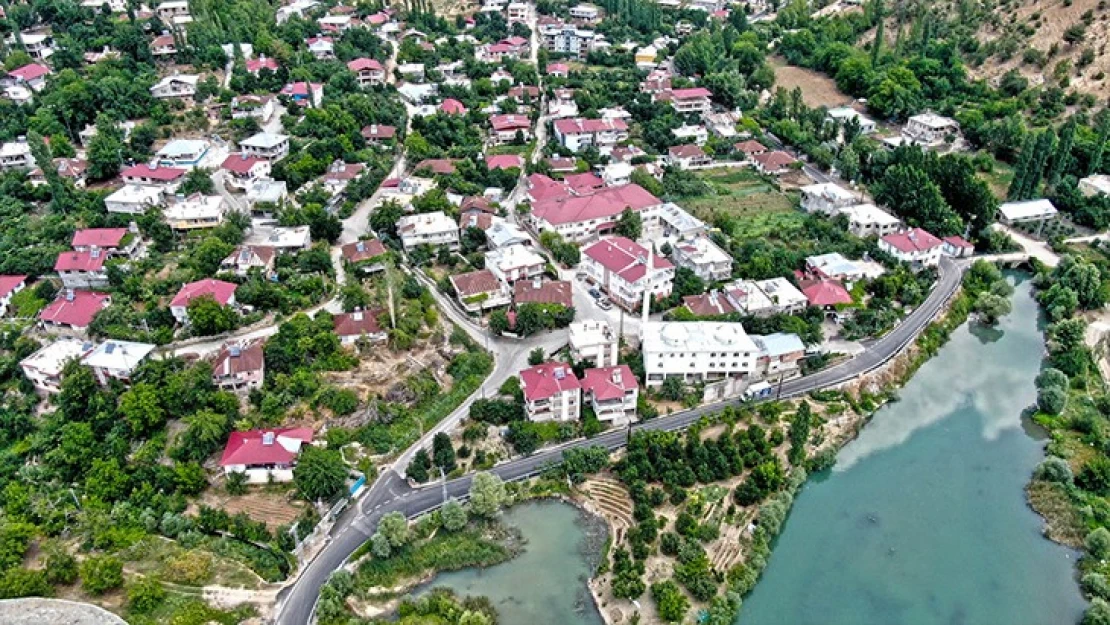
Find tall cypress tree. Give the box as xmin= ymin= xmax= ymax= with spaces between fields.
xmin=1008 ymin=133 xmax=1036 ymax=200
xmin=871 ymin=0 xmax=885 ymax=66
xmin=1022 ymin=130 xmax=1057 ymax=199
xmin=1046 ymin=117 xmax=1077 ymax=189
xmin=1090 ymin=109 xmax=1110 ymax=176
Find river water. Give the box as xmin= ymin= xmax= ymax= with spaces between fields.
xmin=739 ymin=278 xmax=1087 ymax=625
xmin=417 ymin=500 xmax=607 ymax=624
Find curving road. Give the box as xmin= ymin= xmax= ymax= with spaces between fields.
xmin=272 ymin=257 xmax=964 ymax=624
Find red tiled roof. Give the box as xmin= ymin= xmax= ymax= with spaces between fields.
xmin=361 ymin=124 xmax=397 ymax=140
xmin=72 ymin=228 xmax=127 ymax=249
xmin=546 ymin=62 xmax=569 ymax=74
xmin=347 ymin=57 xmax=384 ymax=72
xmin=323 ymin=161 xmax=365 ymax=182
xmin=564 ymin=172 xmax=604 ymax=195
xmin=55 ymin=158 xmax=87 ymax=178
xmin=0 ymin=275 xmax=27 ymax=299
xmin=414 ymin=159 xmax=458 ymax=175
xmin=122 ymin=163 xmax=186 ymax=181
xmin=440 ymin=98 xmax=467 ymax=115
xmin=221 ymin=153 xmax=265 ymax=174
xmin=527 ymin=173 xmax=570 ymax=202
xmin=171 ymin=279 xmax=238 ymax=308
xmin=459 ymin=212 xmax=494 ymax=230
xmin=486 ymin=154 xmax=524 ymax=170
xmin=734 ymin=140 xmax=766 ymax=154
xmin=450 ymin=269 xmax=501 ymax=297
xmin=341 ymin=239 xmax=386 ymax=263
xmin=546 ymin=157 xmax=577 ymax=172
xmin=223 ymin=245 xmax=276 ymax=267
xmin=367 ymin=11 xmax=389 ymax=24
xmin=219 ymin=427 xmax=313 ymax=467
xmin=281 ymin=81 xmax=321 ymax=97
xmin=246 ymin=57 xmax=279 ymax=72
xmin=501 ymin=36 xmax=528 ymax=47
xmin=667 ymin=87 xmax=712 ymax=100
xmin=508 ymin=85 xmax=541 ymax=100
xmin=582 ymin=237 xmax=672 ymax=283
xmin=151 ymin=34 xmax=175 ymax=48
xmin=553 ymin=117 xmax=628 ymax=135
xmin=333 ymin=309 xmax=384 ymax=337
xmin=213 ymin=341 xmax=265 ymax=377
xmin=683 ymin=293 xmax=737 ymax=317
xmin=882 ymin=228 xmax=943 ymax=253
xmin=800 ymin=279 xmax=852 ymax=307
xmin=460 ymin=196 xmax=494 ymax=214
xmin=943 ymin=235 xmax=973 ymax=249
xmin=514 ymin=280 xmax=572 ymax=308
xmin=532 ymin=184 xmax=660 ymax=226
xmin=9 ymin=63 xmax=49 ymax=81
xmin=668 ymin=144 xmax=705 ymax=159
xmin=306 ymin=36 xmax=334 ymax=45
xmin=581 ymin=365 xmax=636 ymax=400
xmin=55 ymin=250 xmax=106 ymax=273
xmin=752 ymin=150 xmax=797 ymax=170
xmin=520 ymin=362 xmax=580 ymax=401
xmin=489 ymin=113 xmax=531 ymax=132
xmin=39 ymin=291 xmax=110 ymax=327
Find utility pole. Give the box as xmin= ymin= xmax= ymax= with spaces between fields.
xmin=775 ymin=371 xmax=785 ymax=400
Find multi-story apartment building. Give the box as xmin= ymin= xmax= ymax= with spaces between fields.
xmin=581 ymin=365 xmax=638 ymax=425
xmin=398 ymin=211 xmax=460 ymax=250
xmin=569 ymin=320 xmax=619 ymax=367
xmin=520 ymin=362 xmax=582 ymax=422
xmin=671 ymin=236 xmax=733 ymax=283
xmin=530 ymin=183 xmax=661 ymax=243
xmin=581 ymin=236 xmax=674 ymax=311
xmin=552 ymin=117 xmax=628 ymax=153
xmin=641 ymin=321 xmax=758 ymax=387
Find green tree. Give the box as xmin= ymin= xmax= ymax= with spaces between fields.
xmin=1037 ymin=386 xmax=1067 ymax=415
xmin=974 ymin=293 xmax=1012 ymax=326
xmin=1089 ymin=528 xmax=1110 ymax=560
xmin=378 ymin=511 xmax=410 ymax=548
xmin=128 ymin=577 xmax=166 ymax=614
xmin=86 ymin=119 xmax=124 ymax=181
xmin=615 ymin=208 xmax=643 ymax=240
xmin=118 ymin=382 xmax=166 ymax=437
xmin=186 ymin=295 xmax=237 ymax=336
xmin=651 ymin=580 xmax=690 ymax=623
xmin=407 ymin=449 xmax=432 ymax=483
xmin=1083 ymin=599 xmax=1110 ymax=625
xmin=43 ymin=546 xmax=78 ymax=585
xmin=294 ymin=447 xmax=348 ymax=502
xmin=226 ymin=470 xmax=249 ymax=496
xmin=370 ymin=532 xmax=392 ymax=558
xmin=527 ymin=347 xmax=546 ymax=366
xmin=1046 ymin=117 xmax=1077 ymax=189
xmin=441 ymin=498 xmax=468 ymax=531
xmin=874 ymin=164 xmax=961 ymax=235
xmin=433 ymin=432 xmax=457 ymax=472
xmin=180 ymin=167 xmax=215 ymax=195
xmin=788 ymin=401 xmax=812 ymax=466
xmin=660 ymin=376 xmax=686 ymax=402
xmin=80 ymin=555 xmax=123 ymax=595
xmin=1035 ymin=368 xmax=1068 ymax=390
xmin=468 ymin=472 xmax=506 ymax=518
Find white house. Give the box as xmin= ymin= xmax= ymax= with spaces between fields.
xmin=18 ymin=33 xmax=54 ymax=60
xmin=221 ymin=154 xmax=271 ymax=190
xmin=1079 ymin=175 xmax=1110 ymax=198
xmin=231 ymin=95 xmax=276 ymax=122
xmin=489 ymin=114 xmax=533 ymax=145
xmin=641 ymin=321 xmax=759 ymax=387
xmin=150 ymin=74 xmax=200 ymax=100
xmin=398 ymin=211 xmax=460 ymax=250
xmin=520 ymin=362 xmax=581 ymax=422
xmin=164 ymin=194 xmax=228 ymax=231
xmin=219 ymin=428 xmax=314 ymax=483
xmin=450 ymin=269 xmax=511 ymax=312
xmin=800 ymin=183 xmax=858 ymax=214
xmin=20 ymin=338 xmax=95 ymax=394
xmin=997 ymin=198 xmax=1058 ymax=226
xmin=826 ymin=106 xmax=876 ymax=135
xmin=530 ymin=183 xmax=662 ymax=243
xmin=837 ymin=203 xmax=901 ymax=238
xmin=485 ymin=244 xmax=546 ymax=284
xmin=347 ymin=58 xmax=386 ymax=87
xmin=672 ymin=236 xmax=732 ymax=283
xmin=656 ymin=87 xmax=713 ymax=117
xmin=902 ymin=113 xmax=960 ymax=146
xmin=54 ymin=250 xmax=108 ymax=289
xmin=157 ymin=139 xmax=209 ymax=168
xmin=581 ymin=236 xmax=674 ymax=311
xmin=879 ymin=228 xmax=944 ymax=268
xmin=81 ymin=340 xmax=155 ymax=386
xmin=257 ymin=225 xmax=312 ymax=252
xmin=671 ymin=124 xmax=708 ymax=146
xmin=105 ymin=185 xmax=165 ymax=215
xmin=0 ymin=275 xmax=27 ymax=316
xmin=569 ymin=320 xmax=619 ymax=367
xmin=666 ymin=144 xmax=711 ymax=169
xmin=170 ymin=278 xmax=238 ymax=324
xmin=553 ymin=117 xmax=629 ymax=153
xmin=0 ymin=139 xmax=34 ymax=170
xmin=239 ymin=132 xmax=290 ymax=161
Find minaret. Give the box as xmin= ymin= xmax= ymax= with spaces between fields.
xmin=641 ymin=243 xmax=653 ymax=330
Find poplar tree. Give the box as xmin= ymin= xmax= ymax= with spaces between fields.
xmin=1046 ymin=117 xmax=1077 ymax=189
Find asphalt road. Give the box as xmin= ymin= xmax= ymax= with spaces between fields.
xmin=273 ymin=257 xmax=964 ymax=625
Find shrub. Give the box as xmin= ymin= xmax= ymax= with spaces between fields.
xmin=1087 ymin=528 xmax=1110 ymax=560
xmin=127 ymin=577 xmax=166 ymax=614
xmin=1034 ymin=457 xmax=1074 ymax=484
xmin=1036 ymin=368 xmax=1069 ymax=390
xmin=1084 ymin=573 xmax=1110 ymax=601
xmin=1038 ymin=386 xmax=1068 ymax=415
xmin=80 ymin=555 xmax=124 ymax=595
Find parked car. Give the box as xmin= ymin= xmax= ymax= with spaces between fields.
xmin=588 ymin=288 xmax=601 ymax=299
xmin=597 ymin=297 xmax=612 ymax=310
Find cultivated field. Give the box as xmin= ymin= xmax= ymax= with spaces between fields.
xmin=685 ymin=168 xmax=804 ymax=239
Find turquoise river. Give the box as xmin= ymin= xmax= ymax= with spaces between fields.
xmin=423 ymin=278 xmax=1086 ymax=625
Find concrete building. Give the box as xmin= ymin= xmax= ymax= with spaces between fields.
xmin=0 ymin=274 xmax=26 ymax=317
xmin=530 ymin=183 xmax=662 ymax=243
xmin=170 ymin=278 xmax=238 ymax=324
xmin=800 ymin=183 xmax=858 ymax=214
xmin=156 ymin=139 xmax=209 ymax=168
xmin=221 ymin=245 xmax=276 ymax=277
xmin=38 ymin=290 xmax=111 ymax=331
xmin=231 ymin=95 xmax=276 ymax=121
xmin=540 ymin=23 xmax=596 ymax=60
xmin=569 ymin=320 xmax=619 ymax=367
xmin=838 ymin=203 xmax=900 ymax=237
xmin=121 ymin=163 xmax=186 ymax=188
xmin=105 ymin=185 xmax=164 ymax=215
xmin=520 ymin=362 xmax=582 ymax=422
xmin=81 ymin=340 xmax=155 ymax=386
xmin=751 ymin=332 xmax=805 ymax=379
xmin=641 ymin=321 xmax=759 ymax=387
xmin=997 ymin=198 xmax=1058 ymax=226
xmin=902 ymin=113 xmax=960 ymax=146
xmin=54 ymin=250 xmax=108 ymax=289
xmin=485 ymin=244 xmax=546 ymax=284
xmin=220 ymin=154 xmax=271 ymax=189
xmin=398 ymin=211 xmax=460 ymax=250
xmin=0 ymin=139 xmax=34 ymax=170
xmin=150 ymin=74 xmax=199 ymax=100
xmin=1079 ymin=174 xmax=1110 ymax=198
xmin=164 ymin=194 xmax=227 ymax=231
xmin=20 ymin=338 xmax=95 ymax=394
xmin=581 ymin=237 xmax=674 ymax=311
xmin=672 ymin=236 xmax=732 ymax=283
xmin=582 ymin=364 xmax=638 ymax=425
xmin=666 ymin=144 xmax=711 ymax=169
xmin=333 ymin=309 xmax=388 ymax=344
xmin=553 ymin=117 xmax=629 ymax=153
xmin=826 ymin=106 xmax=876 ymax=135
xmin=489 ymin=114 xmax=533 ymax=145
xmin=655 ymin=87 xmax=712 ymax=117
xmin=239 ymin=132 xmax=290 ymax=160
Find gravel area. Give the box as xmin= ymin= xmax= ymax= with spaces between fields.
xmin=0 ymin=598 xmax=125 ymax=625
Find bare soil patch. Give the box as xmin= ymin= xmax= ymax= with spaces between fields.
xmin=770 ymin=57 xmax=854 ymax=108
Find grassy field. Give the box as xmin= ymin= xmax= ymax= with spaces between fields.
xmin=979 ymin=160 xmax=1015 ymax=200
xmin=769 ymin=57 xmax=853 ymax=108
xmin=684 ymin=169 xmax=804 ymax=240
